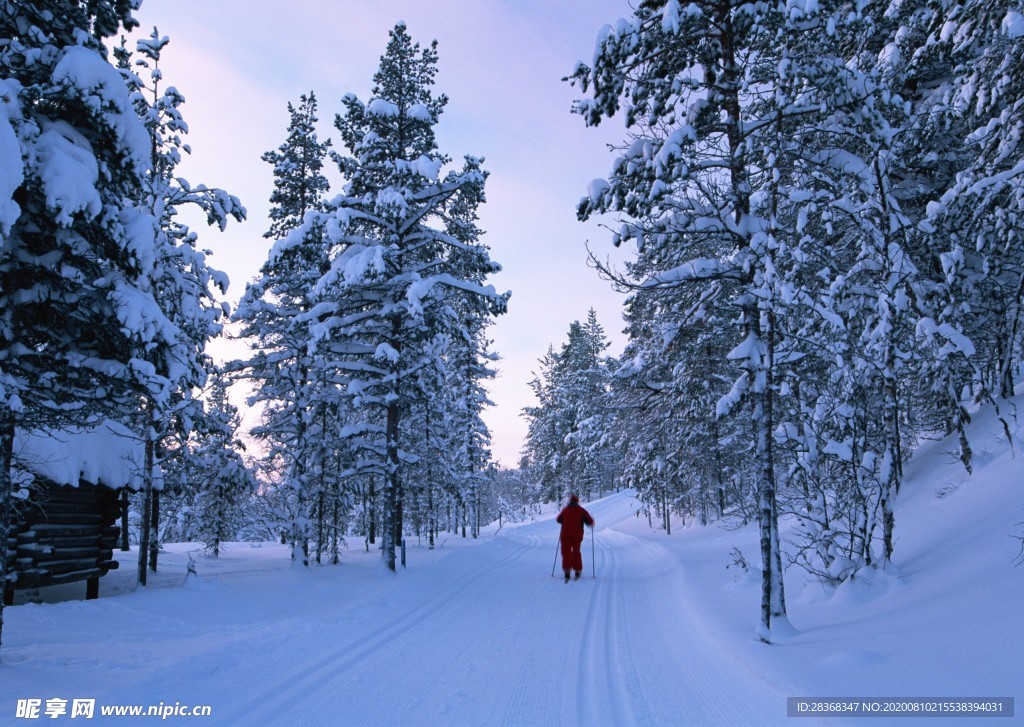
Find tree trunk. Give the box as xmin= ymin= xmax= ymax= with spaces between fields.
xmin=881 ymin=374 xmax=900 ymax=563
xmin=0 ymin=415 xmax=15 ymax=653
xmin=998 ymin=272 xmax=1024 ymax=399
xmin=395 ymin=475 xmax=404 ymax=553
xmin=120 ymin=488 xmax=130 ymax=551
xmin=471 ymin=478 xmax=478 ymax=539
xmin=137 ymin=434 xmax=154 ymax=586
xmin=367 ymin=477 xmax=376 ymax=545
xmin=714 ymin=420 xmax=726 ymax=520
xmin=316 ymin=490 xmax=324 ymax=564
xmin=754 ymin=311 xmax=786 ymax=641
xmin=699 ymin=471 xmax=709 ymax=527
xmin=663 ymin=489 xmax=671 ymax=534
xmin=427 ymin=477 xmax=435 ymax=549
xmin=212 ymin=487 xmax=225 ymax=557
xmin=331 ymin=481 xmax=340 ymax=565
xmin=384 ymin=399 xmax=400 ymax=571
xmin=956 ymin=403 xmax=973 ymax=476
xmin=287 ymin=358 xmax=312 ymax=567
xmin=149 ymin=487 xmax=159 ymax=572
xmin=290 ymin=450 xmax=309 ymax=567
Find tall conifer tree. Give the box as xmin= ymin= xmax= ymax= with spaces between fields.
xmin=298 ymin=23 xmax=509 ymax=570
xmin=120 ymin=28 xmax=244 ymax=582
xmin=570 ymin=0 xmax=909 ymax=639
xmin=0 ymin=0 xmax=160 ymax=649
xmin=234 ymin=92 xmax=332 ymax=567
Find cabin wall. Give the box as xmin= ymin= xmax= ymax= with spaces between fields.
xmin=4 ymin=481 xmax=121 ymax=602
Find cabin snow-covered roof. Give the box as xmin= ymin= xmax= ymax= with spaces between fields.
xmin=13 ymin=421 xmax=146 ymax=490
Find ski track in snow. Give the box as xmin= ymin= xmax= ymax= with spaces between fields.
xmin=2 ymin=490 xmax=826 ymax=726
xmin=219 ymin=492 xmax=788 ymax=726
xmin=222 ymin=538 xmax=535 ymax=724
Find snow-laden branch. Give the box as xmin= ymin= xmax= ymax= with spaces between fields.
xmin=640 ymin=257 xmax=741 ymax=288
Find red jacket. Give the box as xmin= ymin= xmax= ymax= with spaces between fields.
xmin=557 ymin=502 xmax=594 ymax=542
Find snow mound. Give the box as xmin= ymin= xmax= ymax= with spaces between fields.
xmin=14 ymin=421 xmax=145 ymax=490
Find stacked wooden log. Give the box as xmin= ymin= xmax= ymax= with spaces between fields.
xmin=4 ymin=481 xmax=121 ymax=603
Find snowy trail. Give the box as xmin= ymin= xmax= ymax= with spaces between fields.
xmin=1 ymin=490 xmax=808 ymax=725
xmin=215 ymin=491 xmax=787 ymax=726
xmin=221 ymin=536 xmax=537 ymax=724
xmin=6 ymin=408 xmax=1024 ymax=726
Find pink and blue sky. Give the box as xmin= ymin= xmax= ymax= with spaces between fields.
xmin=129 ymin=0 xmax=635 ymax=465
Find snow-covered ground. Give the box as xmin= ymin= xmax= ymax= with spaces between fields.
xmin=2 ymin=400 xmax=1022 ymax=725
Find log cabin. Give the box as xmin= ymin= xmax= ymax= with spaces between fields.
xmin=4 ymin=421 xmax=143 ymax=605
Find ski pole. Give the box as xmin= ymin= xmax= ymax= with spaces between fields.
xmin=591 ymin=525 xmax=596 ymax=579
xmin=551 ymin=537 xmax=560 ymax=577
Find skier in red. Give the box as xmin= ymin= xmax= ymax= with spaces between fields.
xmin=556 ymin=494 xmax=594 ymax=582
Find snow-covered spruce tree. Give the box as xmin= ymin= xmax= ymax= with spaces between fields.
xmin=488 ymin=465 xmax=543 ymax=526
xmin=445 ymin=317 xmax=499 ymax=539
xmin=119 ymin=29 xmax=244 ymax=582
xmin=559 ymin=310 xmax=616 ymax=501
xmin=233 ymin=91 xmax=332 ymax=567
xmin=521 ymin=312 xmax=616 ymax=503
xmin=908 ymin=1 xmax=1024 ymax=447
xmin=400 ymin=340 xmax=458 ymax=543
xmin=569 ymin=0 xmax=912 ymax=639
xmin=608 ymin=275 xmax=742 ymax=530
xmin=178 ymin=373 xmax=255 ymax=556
xmin=521 ymin=346 xmax=567 ymax=502
xmin=398 ymin=346 xmax=453 ymax=547
xmin=299 ymin=23 xmax=508 ymax=571
xmin=0 ymin=0 xmax=169 ymax=649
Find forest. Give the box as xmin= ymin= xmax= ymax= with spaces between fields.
xmin=3 ymin=0 xmax=1024 ymax=654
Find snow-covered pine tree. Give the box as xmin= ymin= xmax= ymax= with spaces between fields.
xmin=906 ymin=0 xmax=1024 ymax=452
xmin=233 ymin=91 xmax=332 ymax=567
xmin=261 ymin=92 xmax=332 ymax=241
xmin=301 ymin=23 xmax=509 ymax=570
xmin=445 ymin=318 xmax=499 ymax=539
xmin=522 ymin=346 xmax=567 ymax=502
xmin=181 ymin=373 xmax=255 ymax=556
xmin=0 ymin=0 xmax=166 ymax=648
xmin=120 ymin=29 xmax=244 ymax=583
xmin=521 ymin=312 xmax=617 ymax=503
xmin=569 ymin=0 xmax=913 ymax=639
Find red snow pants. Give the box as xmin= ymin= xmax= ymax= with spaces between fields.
xmin=557 ymin=502 xmax=593 ymax=574
xmin=561 ymin=534 xmax=584 ymax=574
